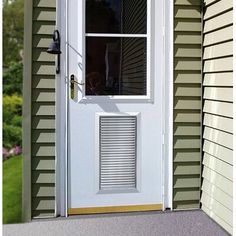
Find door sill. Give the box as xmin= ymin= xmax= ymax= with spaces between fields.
xmin=68 ymin=204 xmax=163 ymax=215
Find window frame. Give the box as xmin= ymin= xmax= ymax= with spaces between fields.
xmin=81 ymin=0 xmax=152 ymax=101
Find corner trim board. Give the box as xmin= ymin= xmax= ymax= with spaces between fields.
xmin=22 ymin=0 xmax=33 ymax=222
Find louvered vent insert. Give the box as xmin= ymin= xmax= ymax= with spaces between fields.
xmin=99 ymin=116 xmax=137 ymax=191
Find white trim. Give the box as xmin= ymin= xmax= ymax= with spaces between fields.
xmin=55 ymin=0 xmax=60 ymax=217
xmin=56 ymin=0 xmax=69 ymax=217
xmin=86 ymin=34 xmax=147 ymax=38
xmin=165 ymin=0 xmax=173 ymax=210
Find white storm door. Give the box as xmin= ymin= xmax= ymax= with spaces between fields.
xmin=67 ymin=0 xmax=164 ymax=213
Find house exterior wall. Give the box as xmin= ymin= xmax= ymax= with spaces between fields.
xmin=24 ymin=0 xmax=233 ymax=224
xmin=173 ymin=0 xmax=202 ymax=209
xmin=23 ymin=0 xmax=56 ymax=220
xmin=200 ymin=0 xmax=233 ymax=234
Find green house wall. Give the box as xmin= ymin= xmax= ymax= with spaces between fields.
xmin=201 ymin=0 xmax=233 ymax=234
xmin=23 ymin=0 xmax=56 ymax=220
xmin=173 ymin=0 xmax=202 ymax=209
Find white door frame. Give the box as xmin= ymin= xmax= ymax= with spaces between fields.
xmin=55 ymin=0 xmax=173 ymax=217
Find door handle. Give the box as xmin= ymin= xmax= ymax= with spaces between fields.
xmin=70 ymin=74 xmax=85 ymax=86
xmin=70 ymin=74 xmax=85 ymax=99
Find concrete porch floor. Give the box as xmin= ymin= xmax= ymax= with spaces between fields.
xmin=3 ymin=210 xmax=229 ymax=236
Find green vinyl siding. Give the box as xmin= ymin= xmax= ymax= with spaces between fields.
xmin=201 ymin=0 xmax=233 ymax=234
xmin=23 ymin=0 xmax=56 ymax=219
xmin=173 ymin=0 xmax=202 ymax=210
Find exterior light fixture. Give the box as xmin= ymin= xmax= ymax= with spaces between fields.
xmin=47 ymin=30 xmax=61 ymax=74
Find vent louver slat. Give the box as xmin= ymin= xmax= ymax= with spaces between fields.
xmin=100 ymin=116 xmax=137 ymax=191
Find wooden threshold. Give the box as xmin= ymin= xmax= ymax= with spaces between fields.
xmin=68 ymin=204 xmax=163 ymax=215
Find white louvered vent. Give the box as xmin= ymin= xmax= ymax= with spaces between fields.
xmin=99 ymin=116 xmax=137 ymax=191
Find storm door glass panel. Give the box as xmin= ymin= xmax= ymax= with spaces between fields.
xmin=85 ymin=0 xmax=148 ymax=96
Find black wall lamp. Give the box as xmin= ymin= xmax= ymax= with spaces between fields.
xmin=47 ymin=30 xmax=61 ymax=74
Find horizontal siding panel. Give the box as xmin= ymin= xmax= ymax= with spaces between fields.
xmin=203 ymin=127 xmax=233 ymax=149
xmin=202 ymin=179 xmax=232 ymax=209
xmin=174 ymin=164 xmax=201 ymax=175
xmin=33 ymin=22 xmax=56 ymax=35
xmin=174 ymin=33 xmax=202 ymax=44
xmin=201 ymin=192 xmax=232 ymax=226
xmin=175 ymin=72 xmax=201 ymax=84
xmin=203 ymin=113 xmax=233 ymax=133
xmin=204 ymin=10 xmax=233 ymax=33
xmin=174 ymin=190 xmax=200 ymax=201
xmin=32 ymin=117 xmax=55 ymax=129
xmin=33 ymin=63 xmax=55 ymax=75
xmin=174 ymin=99 xmax=201 ymax=110
xmin=203 ymin=153 xmax=233 ymax=180
xmin=174 ymin=125 xmax=201 ymax=136
xmin=32 ymin=103 xmax=55 ymax=116
xmin=32 ymin=90 xmax=55 ymax=102
xmin=203 ymin=41 xmax=233 ymax=60
xmin=32 ymin=130 xmax=55 ymax=143
xmin=32 ymin=171 xmax=55 ymax=184
xmin=33 ymin=9 xmax=56 ymax=21
xmin=202 ymin=166 xmax=233 ymax=196
xmin=203 ymin=72 xmax=233 ymax=86
xmin=33 ymin=0 xmax=56 ymax=8
xmin=175 ymin=6 xmax=201 ymax=19
xmin=175 ymin=86 xmax=201 ymax=97
xmin=174 ymin=177 xmax=200 ymax=188
xmin=174 ymin=139 xmax=201 ymax=149
xmin=204 ymin=57 xmax=233 ymax=72
xmin=203 ymin=140 xmax=233 ymax=165
xmin=204 ymin=0 xmax=219 ymax=6
xmin=203 ymin=26 xmax=233 ymax=46
xmin=32 ymin=185 xmax=55 ymax=197
xmin=32 ymin=144 xmax=55 ymax=157
xmin=203 ymin=100 xmax=233 ymax=117
xmin=175 ymin=60 xmax=202 ymax=70
xmin=175 ymin=46 xmax=201 ymax=58
xmin=174 ymin=112 xmax=201 ymax=122
xmin=204 ymin=0 xmax=233 ymax=20
xmin=174 ymin=20 xmax=201 ymax=32
xmin=32 ymin=158 xmax=55 ymax=170
xmin=33 ymin=199 xmax=55 ymax=211
xmin=32 ymin=211 xmax=55 ymax=218
xmin=33 ymin=36 xmax=52 ymax=48
xmin=32 ymin=77 xmax=55 ymax=89
xmin=201 ymin=205 xmax=232 ymax=234
xmin=174 ymin=202 xmax=200 ymax=210
xmin=175 ymin=0 xmax=201 ymax=5
xmin=33 ymin=50 xmax=55 ymax=62
xmin=174 ymin=151 xmax=200 ymax=162
xmin=203 ymin=87 xmax=233 ymax=102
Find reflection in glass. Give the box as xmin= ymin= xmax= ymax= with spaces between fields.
xmin=86 ymin=0 xmax=147 ymax=34
xmin=86 ymin=37 xmax=146 ymax=96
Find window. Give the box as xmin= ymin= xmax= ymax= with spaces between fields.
xmin=85 ymin=0 xmax=149 ymax=96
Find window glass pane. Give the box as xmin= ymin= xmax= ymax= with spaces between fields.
xmin=86 ymin=37 xmax=147 ymax=96
xmin=86 ymin=0 xmax=147 ymax=34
